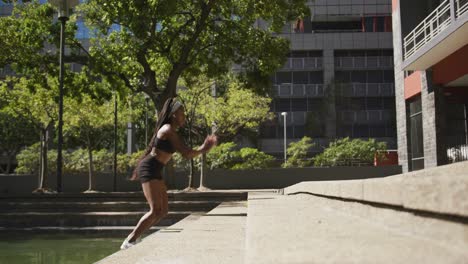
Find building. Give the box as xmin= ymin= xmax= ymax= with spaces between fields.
xmin=259 ymin=0 xmax=397 ymax=161
xmin=392 ymin=0 xmax=468 ymax=172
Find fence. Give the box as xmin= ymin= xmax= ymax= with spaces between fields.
xmin=446 ymin=144 xmax=468 ymax=163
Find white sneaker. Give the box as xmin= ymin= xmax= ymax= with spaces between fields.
xmin=120 ymin=238 xmax=137 ymax=250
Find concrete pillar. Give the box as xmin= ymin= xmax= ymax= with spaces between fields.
xmin=421 ymin=70 xmax=448 ymax=168
xmin=392 ymin=3 xmax=410 ymax=172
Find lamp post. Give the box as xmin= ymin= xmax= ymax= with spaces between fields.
xmin=113 ymin=91 xmax=118 ymax=192
xmin=49 ymin=0 xmax=79 ymax=193
xmin=281 ymin=112 xmax=287 ymax=164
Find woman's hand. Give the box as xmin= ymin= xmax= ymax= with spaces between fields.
xmin=201 ymin=134 xmax=218 ymax=153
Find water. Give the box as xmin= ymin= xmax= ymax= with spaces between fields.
xmin=0 ymin=233 xmax=122 ymax=264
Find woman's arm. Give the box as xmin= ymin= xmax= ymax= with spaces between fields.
xmin=166 ymin=129 xmax=216 ymax=159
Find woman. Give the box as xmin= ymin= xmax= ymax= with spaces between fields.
xmin=120 ymin=97 xmax=217 ymax=250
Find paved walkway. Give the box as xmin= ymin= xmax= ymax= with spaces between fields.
xmin=97 ymin=200 xmax=247 ymax=264
xmin=246 ymin=192 xmax=468 ymax=264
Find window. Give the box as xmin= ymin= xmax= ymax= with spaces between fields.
xmin=293 ymin=72 xmax=308 ymax=84
xmin=354 ymin=125 xmax=370 ymax=137
xmin=351 ymin=71 xmax=366 ymax=83
xmin=294 ymin=126 xmax=305 ymax=138
xmin=366 ymin=98 xmax=382 ymax=110
xmin=383 ymin=70 xmax=395 ymax=83
xmin=291 ymin=98 xmax=307 ymax=111
xmin=370 ymin=125 xmax=386 ymax=137
xmin=276 ymin=72 xmax=292 ymax=84
xmin=383 ymin=98 xmax=395 ymax=109
xmin=309 ymin=71 xmax=323 ymax=84
xmin=363 ymin=17 xmax=374 ymax=32
xmin=362 ymin=17 xmax=392 ymax=32
xmin=307 ymin=99 xmax=322 ymax=111
xmin=368 ymin=71 xmax=383 ymax=83
xmin=375 ymin=17 xmax=385 ymax=32
xmin=335 ymin=71 xmax=350 ymax=83
xmin=408 ymin=97 xmax=424 ymax=171
xmin=275 ymin=99 xmax=291 ymax=112
xmin=311 ymin=21 xmax=361 ymax=33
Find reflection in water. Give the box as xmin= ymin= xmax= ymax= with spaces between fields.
xmin=0 ymin=234 xmax=121 ymax=264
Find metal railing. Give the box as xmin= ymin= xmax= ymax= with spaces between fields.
xmin=273 ymin=84 xmax=324 ymax=97
xmin=340 ymin=110 xmax=394 ymax=124
xmin=447 ymin=144 xmax=468 ymax=163
xmin=334 ymin=56 xmax=394 ymax=69
xmin=337 ymin=83 xmax=395 ymax=97
xmin=404 ymin=0 xmax=451 ymax=60
xmin=456 ymin=0 xmax=468 ymax=17
xmin=282 ymin=57 xmax=323 ymax=70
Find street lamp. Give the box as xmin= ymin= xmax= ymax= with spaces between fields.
xmin=281 ymin=112 xmax=287 ymax=164
xmin=113 ymin=91 xmax=118 ymax=192
xmin=49 ymin=0 xmax=79 ymax=193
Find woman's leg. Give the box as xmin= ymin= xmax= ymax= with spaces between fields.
xmin=126 ymin=179 xmax=169 ymax=242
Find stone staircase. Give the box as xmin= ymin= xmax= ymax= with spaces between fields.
xmin=95 ymin=162 xmax=468 ymax=264
xmin=0 ymin=191 xmax=247 ymax=236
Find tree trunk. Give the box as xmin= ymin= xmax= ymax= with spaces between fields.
xmin=187 ymin=123 xmax=194 ymax=189
xmin=87 ymin=146 xmax=95 ymax=191
xmin=39 ymin=128 xmax=48 ymax=190
xmin=6 ymin=154 xmax=12 ymax=175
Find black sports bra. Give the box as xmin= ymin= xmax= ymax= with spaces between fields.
xmin=153 ymin=137 xmax=176 ymax=154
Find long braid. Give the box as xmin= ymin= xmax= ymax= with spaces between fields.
xmin=130 ymin=98 xmax=174 ymax=180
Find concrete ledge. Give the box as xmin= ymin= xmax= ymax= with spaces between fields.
xmin=284 ymin=161 xmax=468 ymax=218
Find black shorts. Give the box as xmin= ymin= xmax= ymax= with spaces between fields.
xmin=137 ymin=155 xmax=165 ymax=183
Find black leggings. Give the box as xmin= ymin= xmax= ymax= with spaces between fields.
xmin=137 ymin=155 xmax=165 ymax=183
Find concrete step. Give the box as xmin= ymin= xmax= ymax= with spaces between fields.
xmin=0 ymin=191 xmax=248 ymax=202
xmin=0 ymin=200 xmax=219 ymax=213
xmin=96 ymin=201 xmax=248 ymax=264
xmin=245 ymin=192 xmax=468 ymax=264
xmin=0 ymin=211 xmax=201 ymax=227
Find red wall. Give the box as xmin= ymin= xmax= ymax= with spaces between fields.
xmin=433 ymin=44 xmax=468 ymax=85
xmin=404 ymin=71 xmax=422 ymax=99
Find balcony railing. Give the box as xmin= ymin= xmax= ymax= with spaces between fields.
xmin=457 ymin=0 xmax=468 ymax=17
xmin=281 ymin=57 xmax=323 ymax=70
xmin=334 ymin=56 xmax=394 ymax=69
xmin=337 ymin=83 xmax=395 ymax=97
xmin=403 ymin=0 xmax=468 ymax=60
xmin=340 ymin=110 xmax=394 ymax=124
xmin=273 ymin=84 xmax=324 ymax=97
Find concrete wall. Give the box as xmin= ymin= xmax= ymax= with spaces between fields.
xmin=0 ymin=166 xmax=401 ymax=194
xmin=170 ymin=166 xmax=402 ymax=190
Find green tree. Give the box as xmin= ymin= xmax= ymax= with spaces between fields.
xmin=0 ymin=1 xmax=86 ymax=192
xmin=198 ymin=78 xmax=274 ymax=141
xmin=283 ymin=136 xmax=315 ymax=168
xmin=78 ymin=0 xmax=310 ymax=108
xmin=178 ymin=76 xmax=273 ymax=187
xmin=64 ymin=95 xmax=121 ymax=191
xmin=313 ymin=137 xmax=387 ymax=167
xmin=0 ymin=77 xmax=58 ymax=192
xmin=0 ymin=111 xmax=38 ymax=174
